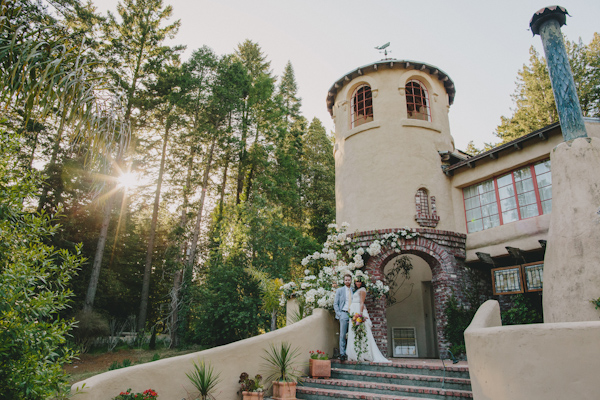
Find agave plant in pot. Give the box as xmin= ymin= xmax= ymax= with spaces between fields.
xmin=262 ymin=342 xmax=302 ymax=400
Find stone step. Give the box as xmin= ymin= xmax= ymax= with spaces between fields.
xmin=331 ymin=360 xmax=470 ymax=380
xmin=331 ymin=367 xmax=471 ymax=391
xmin=296 ymin=386 xmax=441 ymax=400
xmin=300 ymin=378 xmax=473 ymax=400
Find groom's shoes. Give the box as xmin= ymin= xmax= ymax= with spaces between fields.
xmin=339 ymin=355 xmax=347 ymax=361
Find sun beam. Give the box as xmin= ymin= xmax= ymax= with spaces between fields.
xmin=117 ymin=172 xmax=138 ymax=190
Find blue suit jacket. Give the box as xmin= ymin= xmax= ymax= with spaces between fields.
xmin=334 ymin=285 xmax=353 ymax=320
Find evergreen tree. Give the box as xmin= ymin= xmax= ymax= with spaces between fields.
xmin=495 ymin=34 xmax=600 ymax=144
xmin=302 ymin=118 xmax=335 ymax=243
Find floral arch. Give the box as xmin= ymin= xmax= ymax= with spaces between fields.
xmin=281 ymin=224 xmax=468 ymax=357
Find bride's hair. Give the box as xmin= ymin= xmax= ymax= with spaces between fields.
xmin=353 ymin=276 xmax=366 ymax=290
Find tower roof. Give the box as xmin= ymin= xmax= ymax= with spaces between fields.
xmin=326 ymin=59 xmax=456 ymax=116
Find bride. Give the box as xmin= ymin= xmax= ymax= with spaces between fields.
xmin=346 ymin=276 xmax=391 ymax=363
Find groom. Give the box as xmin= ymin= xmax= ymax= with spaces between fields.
xmin=333 ymin=274 xmax=353 ymax=361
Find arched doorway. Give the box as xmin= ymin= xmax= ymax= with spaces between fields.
xmin=353 ymin=228 xmax=467 ymax=357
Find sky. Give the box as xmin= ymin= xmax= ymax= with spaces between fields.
xmin=92 ymin=0 xmax=600 ymax=150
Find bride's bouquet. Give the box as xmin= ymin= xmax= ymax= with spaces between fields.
xmin=351 ymin=313 xmax=368 ymax=360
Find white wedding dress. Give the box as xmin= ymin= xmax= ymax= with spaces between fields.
xmin=346 ymin=288 xmax=391 ymax=363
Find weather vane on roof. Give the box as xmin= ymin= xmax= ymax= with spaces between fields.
xmin=375 ymin=42 xmax=391 ymax=59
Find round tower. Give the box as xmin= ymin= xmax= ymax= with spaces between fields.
xmin=327 ymin=60 xmax=457 ymax=232
xmin=327 ymin=60 xmax=467 ymax=357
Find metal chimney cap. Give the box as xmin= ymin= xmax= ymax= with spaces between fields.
xmin=529 ymin=5 xmax=570 ymax=36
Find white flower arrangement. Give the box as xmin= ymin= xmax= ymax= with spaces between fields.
xmin=280 ymin=223 xmax=418 ymax=314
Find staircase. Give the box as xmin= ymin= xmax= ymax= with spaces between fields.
xmin=297 ymin=359 xmax=472 ymax=400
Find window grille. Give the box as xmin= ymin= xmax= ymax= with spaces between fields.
xmin=351 ymin=85 xmax=373 ymax=128
xmin=392 ymin=327 xmax=418 ymax=357
xmin=523 ymin=262 xmax=543 ymax=291
xmin=406 ymin=80 xmax=431 ymax=121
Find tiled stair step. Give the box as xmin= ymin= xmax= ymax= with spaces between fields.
xmin=331 ymin=367 xmax=471 ymax=391
xmin=297 ymin=386 xmax=444 ymax=400
xmin=331 ymin=361 xmax=470 ymax=379
xmin=301 ymin=378 xmax=473 ymax=400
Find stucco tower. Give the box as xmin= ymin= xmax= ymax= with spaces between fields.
xmin=327 ymin=61 xmax=468 ymax=358
xmin=327 ymin=60 xmax=457 ymax=232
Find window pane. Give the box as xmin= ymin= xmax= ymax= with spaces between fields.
xmin=518 ymin=191 xmax=537 ymax=206
xmin=482 ymin=191 xmax=496 ymax=205
xmin=516 ymin=178 xmax=534 ymax=193
xmin=468 ymin=219 xmax=483 ymax=233
xmin=514 ymin=167 xmax=532 ymax=181
xmin=498 ymin=185 xmax=515 ymax=200
xmin=520 ymin=204 xmax=539 ymax=219
xmin=539 ymin=186 xmax=552 ymax=201
xmin=466 ymin=208 xmax=482 ymax=221
xmin=534 ymin=160 xmax=551 ymax=175
xmin=481 ymin=203 xmax=498 ymax=217
xmin=497 ymin=174 xmax=512 ymax=187
xmin=536 ymin=172 xmax=552 ymax=188
xmin=542 ymin=199 xmax=552 ymax=214
xmin=479 ymin=180 xmax=494 ymax=193
xmin=502 ymin=209 xmax=519 ymax=224
xmin=483 ymin=214 xmax=500 ymax=230
xmin=500 ymin=197 xmax=517 ymax=211
xmin=463 ymin=186 xmax=474 ymax=198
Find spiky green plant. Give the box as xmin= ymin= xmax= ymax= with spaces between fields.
xmin=262 ymin=342 xmax=303 ymax=383
xmin=186 ymin=360 xmax=221 ymax=400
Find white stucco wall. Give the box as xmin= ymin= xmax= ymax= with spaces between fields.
xmin=332 ymin=66 xmax=456 ymax=232
xmin=465 ymin=300 xmax=600 ymax=400
xmin=71 ymin=309 xmax=338 ymax=400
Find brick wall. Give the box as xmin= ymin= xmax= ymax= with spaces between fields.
xmin=351 ymin=228 xmax=468 ymax=357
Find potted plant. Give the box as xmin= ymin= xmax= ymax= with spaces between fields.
xmin=186 ymin=359 xmax=221 ymax=400
xmin=308 ymin=350 xmax=331 ymax=379
xmin=262 ymin=342 xmax=302 ymax=400
xmin=239 ymin=372 xmax=264 ymax=400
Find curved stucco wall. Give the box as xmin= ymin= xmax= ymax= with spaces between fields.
xmin=542 ymin=137 xmax=600 ymax=323
xmin=71 ymin=309 xmax=338 ymax=400
xmin=332 ymin=67 xmax=456 ymax=232
xmin=465 ymin=300 xmax=600 ymax=400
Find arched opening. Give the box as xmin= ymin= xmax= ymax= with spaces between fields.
xmin=384 ymin=254 xmax=439 ymax=358
xmin=351 ymin=84 xmax=373 ymax=128
xmin=406 ymin=80 xmax=431 ymax=121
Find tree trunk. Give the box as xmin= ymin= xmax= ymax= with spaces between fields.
xmin=169 ymin=147 xmax=195 ymax=348
xmin=84 ymin=194 xmax=114 ymax=312
xmin=186 ymin=136 xmax=217 ymax=268
xmin=138 ymin=122 xmax=171 ymax=331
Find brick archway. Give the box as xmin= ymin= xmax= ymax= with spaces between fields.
xmin=352 ymin=228 xmax=467 ymax=357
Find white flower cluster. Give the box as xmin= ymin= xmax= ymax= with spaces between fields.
xmin=280 ymin=223 xmax=415 ymax=314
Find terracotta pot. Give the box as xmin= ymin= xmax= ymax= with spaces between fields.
xmin=271 ymin=381 xmax=297 ymax=400
xmin=242 ymin=391 xmax=264 ymax=400
xmin=309 ymin=358 xmax=331 ymax=379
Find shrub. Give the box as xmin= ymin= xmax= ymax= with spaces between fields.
xmin=72 ymin=310 xmax=110 ymax=353
xmin=444 ymin=295 xmax=475 ymax=357
xmin=501 ymin=294 xmax=542 ymax=325
xmin=0 ymin=130 xmax=83 ymax=399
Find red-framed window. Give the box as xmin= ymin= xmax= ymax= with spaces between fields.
xmin=463 ymin=159 xmax=552 ymax=233
xmin=351 ymin=84 xmax=373 ymax=128
xmin=406 ymin=80 xmax=431 ymax=121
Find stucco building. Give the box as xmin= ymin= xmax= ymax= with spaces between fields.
xmin=326 ymin=58 xmax=600 ymax=358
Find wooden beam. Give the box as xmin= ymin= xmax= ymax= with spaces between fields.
xmin=357 ymin=69 xmax=363 ymax=75
xmin=345 ymin=76 xmax=350 ymax=82
xmin=420 ymin=64 xmax=427 ymax=71
xmin=538 ymin=132 xmax=548 ymax=140
xmin=467 ymin=161 xmax=475 ymax=168
xmin=334 ymin=83 xmax=340 ymax=89
xmin=514 ymin=142 xmax=523 ymax=150
xmin=389 ymin=61 xmax=394 ymax=68
xmin=489 ymin=153 xmax=498 ymax=160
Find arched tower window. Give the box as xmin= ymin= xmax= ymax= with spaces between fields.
xmin=406 ymin=80 xmax=430 ymax=121
xmin=351 ymin=84 xmax=373 ymax=128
